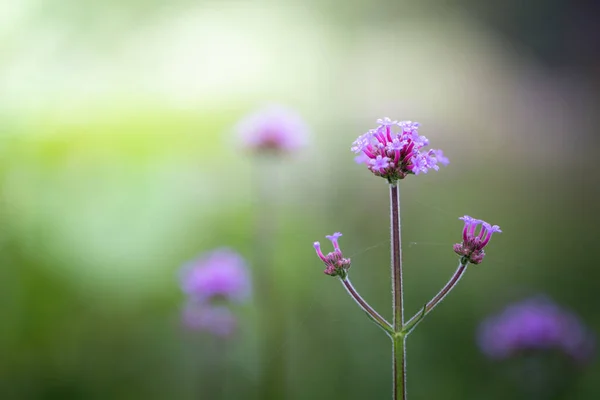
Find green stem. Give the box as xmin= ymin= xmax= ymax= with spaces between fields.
xmin=403 ymin=262 xmax=468 ymax=334
xmin=389 ymin=183 xmax=407 ymax=399
xmin=340 ymin=277 xmax=394 ymax=336
xmin=389 ymin=183 xmax=403 ymax=331
xmin=392 ymin=334 xmax=406 ymax=400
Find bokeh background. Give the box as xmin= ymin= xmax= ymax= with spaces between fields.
xmin=1 ymin=0 xmax=600 ymax=399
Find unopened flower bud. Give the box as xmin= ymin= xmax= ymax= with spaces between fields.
xmin=313 ymin=232 xmax=351 ymax=278
xmin=454 ymin=216 xmax=501 ymax=264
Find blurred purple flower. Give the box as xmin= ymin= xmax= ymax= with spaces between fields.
xmin=313 ymin=232 xmax=351 ymax=277
xmin=351 ymin=118 xmax=448 ymax=181
xmin=182 ymin=301 xmax=237 ymax=337
xmin=453 ymin=215 xmax=501 ymax=264
xmin=180 ymin=248 xmax=251 ymax=303
xmin=478 ymin=296 xmax=595 ymax=364
xmin=236 ymin=104 xmax=309 ymax=153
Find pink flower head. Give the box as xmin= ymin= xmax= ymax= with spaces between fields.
xmin=478 ymin=296 xmax=595 ymax=364
xmin=453 ymin=216 xmax=502 ymax=264
xmin=351 ymin=118 xmax=448 ymax=182
xmin=180 ymin=248 xmax=251 ymax=303
xmin=182 ymin=301 xmax=237 ymax=337
xmin=236 ymin=104 xmax=308 ymax=154
xmin=313 ymin=232 xmax=351 ymax=278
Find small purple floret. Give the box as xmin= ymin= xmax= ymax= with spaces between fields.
xmin=351 ymin=118 xmax=448 ymax=181
xmin=432 ymin=149 xmax=450 ymax=166
xmin=351 ymin=132 xmax=371 ymax=154
xmin=377 ymin=117 xmax=397 ymax=126
xmin=325 ymin=232 xmax=343 ymax=251
xmin=369 ymin=155 xmax=391 ymax=172
xmin=478 ymin=296 xmax=595 ymax=364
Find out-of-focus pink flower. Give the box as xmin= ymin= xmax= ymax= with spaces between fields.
xmin=179 ymin=248 xmax=251 ymax=337
xmin=180 ymin=248 xmax=251 ymax=303
xmin=478 ymin=296 xmax=595 ymax=364
xmin=236 ymin=104 xmax=308 ymax=154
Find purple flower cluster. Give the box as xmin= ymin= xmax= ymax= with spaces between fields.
xmin=478 ymin=296 xmax=595 ymax=363
xmin=179 ymin=248 xmax=251 ymax=336
xmin=351 ymin=118 xmax=449 ymax=181
xmin=313 ymin=232 xmax=351 ymax=278
xmin=181 ymin=249 xmax=251 ymax=302
xmin=236 ymin=104 xmax=308 ymax=154
xmin=453 ymin=215 xmax=502 ymax=264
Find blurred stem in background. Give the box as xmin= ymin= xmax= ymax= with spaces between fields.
xmin=195 ymin=336 xmax=228 ymax=400
xmin=236 ymin=104 xmax=308 ymax=399
xmin=254 ymin=158 xmax=287 ymax=400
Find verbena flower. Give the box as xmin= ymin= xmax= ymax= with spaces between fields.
xmin=236 ymin=104 xmax=308 ymax=153
xmin=180 ymin=248 xmax=251 ymax=303
xmin=478 ymin=296 xmax=595 ymax=364
xmin=179 ymin=248 xmax=251 ymax=336
xmin=351 ymin=118 xmax=449 ymax=181
xmin=182 ymin=301 xmax=237 ymax=337
xmin=313 ymin=232 xmax=351 ymax=278
xmin=453 ymin=215 xmax=501 ymax=264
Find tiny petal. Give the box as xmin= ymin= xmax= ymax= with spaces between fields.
xmin=386 ymin=138 xmax=407 ymax=152
xmin=326 ymin=232 xmax=342 ymax=251
xmin=459 ymin=215 xmax=478 ymax=224
xmin=489 ymin=225 xmax=502 ymax=233
xmin=354 ymin=153 xmax=370 ymax=164
xmin=432 ymin=149 xmax=450 ymax=166
xmin=411 ymin=154 xmax=429 ymax=175
xmin=351 ymin=132 xmax=372 ymax=154
xmin=369 ymin=155 xmax=391 ymax=171
xmin=325 ymin=232 xmax=343 ymax=241
xmin=424 ymin=150 xmax=440 ymax=171
xmin=398 ymin=120 xmax=420 ymax=133
xmin=377 ymin=117 xmax=397 ymax=126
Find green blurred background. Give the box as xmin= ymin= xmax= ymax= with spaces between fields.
xmin=1 ymin=0 xmax=599 ymax=399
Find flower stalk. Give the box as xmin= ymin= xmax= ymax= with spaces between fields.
xmin=390 ymin=182 xmax=406 ymax=399
xmin=312 ymin=117 xmax=502 ymax=399
xmin=403 ymin=262 xmax=468 ymax=335
xmin=340 ymin=277 xmax=394 ymax=336
xmin=390 ymin=183 xmax=404 ymax=332
xmin=392 ymin=334 xmax=407 ymax=400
